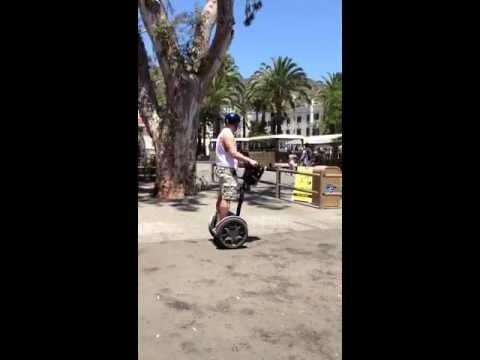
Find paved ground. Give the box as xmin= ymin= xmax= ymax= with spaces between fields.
xmin=138 ymin=175 xmax=342 ymax=360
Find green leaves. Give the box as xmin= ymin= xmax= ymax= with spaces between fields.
xmin=149 ymin=65 xmax=167 ymax=112
xmin=248 ymin=56 xmax=311 ymax=133
xmin=317 ymin=72 xmax=342 ymax=134
xmin=200 ymin=54 xmax=245 ymax=134
xmin=244 ymin=0 xmax=263 ymax=26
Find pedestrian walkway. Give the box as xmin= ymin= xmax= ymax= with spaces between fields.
xmin=138 ymin=183 xmax=341 ymax=243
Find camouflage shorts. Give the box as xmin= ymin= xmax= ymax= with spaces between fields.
xmin=216 ymin=166 xmax=239 ymax=201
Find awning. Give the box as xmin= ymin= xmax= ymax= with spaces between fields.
xmin=304 ymin=134 xmax=342 ymax=145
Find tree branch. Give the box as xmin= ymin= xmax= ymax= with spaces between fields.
xmin=192 ymin=0 xmax=218 ymax=55
xmin=138 ymin=0 xmax=182 ymax=80
xmin=138 ymin=31 xmax=161 ymax=143
xmin=198 ymin=0 xmax=234 ymax=88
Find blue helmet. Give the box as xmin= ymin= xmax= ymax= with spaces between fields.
xmin=225 ymin=112 xmax=241 ymax=125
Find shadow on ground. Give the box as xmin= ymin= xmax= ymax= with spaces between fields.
xmin=209 ymin=235 xmax=263 ymax=250
xmin=138 ymin=182 xmax=213 ymax=212
xmin=138 ymin=181 xmax=292 ymax=212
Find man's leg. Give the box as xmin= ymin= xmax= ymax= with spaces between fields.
xmin=215 ymin=167 xmax=237 ymax=221
xmin=217 ymin=196 xmax=230 ymax=221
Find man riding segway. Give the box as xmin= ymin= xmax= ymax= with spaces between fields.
xmin=209 ymin=113 xmax=264 ymax=249
xmin=215 ymin=113 xmax=258 ymax=222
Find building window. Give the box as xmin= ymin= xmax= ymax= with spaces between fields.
xmin=286 ymin=117 xmax=290 ymax=125
xmin=297 ymin=116 xmax=302 ymax=123
xmin=296 ymin=128 xmax=302 ymax=135
xmin=312 ymin=128 xmax=320 ymax=135
xmin=306 ymin=128 xmax=310 ymax=136
xmin=314 ymin=113 xmax=319 ymax=120
xmin=286 ymin=129 xmax=290 ymax=134
xmin=307 ymin=114 xmax=310 ymax=122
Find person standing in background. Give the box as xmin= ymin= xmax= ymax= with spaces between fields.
xmin=299 ymin=144 xmax=313 ymax=167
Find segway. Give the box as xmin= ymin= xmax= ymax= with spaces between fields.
xmin=208 ymin=164 xmax=265 ymax=249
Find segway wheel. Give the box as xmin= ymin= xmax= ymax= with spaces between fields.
xmin=208 ymin=211 xmax=235 ymax=238
xmin=208 ymin=213 xmax=217 ymax=237
xmin=213 ymin=216 xmax=248 ymax=249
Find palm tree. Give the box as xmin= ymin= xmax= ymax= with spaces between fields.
xmin=317 ymin=72 xmax=342 ymax=134
xmin=250 ymin=56 xmax=311 ymax=134
xmin=248 ymin=92 xmax=270 ymax=136
xmin=232 ymin=84 xmax=252 ymax=138
xmin=199 ymin=55 xmax=244 ymax=155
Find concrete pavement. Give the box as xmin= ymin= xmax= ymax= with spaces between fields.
xmin=138 ymin=181 xmax=342 ymax=360
xmin=138 ymin=182 xmax=341 ymax=244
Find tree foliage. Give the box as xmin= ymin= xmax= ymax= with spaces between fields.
xmin=249 ymin=56 xmax=311 ymax=134
xmin=138 ymin=0 xmax=263 ymax=199
xmin=200 ymin=54 xmax=245 ymax=137
xmin=317 ymin=72 xmax=342 ymax=134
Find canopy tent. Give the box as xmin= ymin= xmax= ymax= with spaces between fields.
xmin=304 ymin=134 xmax=342 ymax=145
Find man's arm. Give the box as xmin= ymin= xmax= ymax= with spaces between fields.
xmin=222 ymin=131 xmax=257 ymax=165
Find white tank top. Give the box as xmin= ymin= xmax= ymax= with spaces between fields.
xmin=215 ymin=128 xmax=238 ymax=169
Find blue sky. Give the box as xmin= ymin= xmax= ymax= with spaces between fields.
xmin=141 ymin=0 xmax=341 ymax=81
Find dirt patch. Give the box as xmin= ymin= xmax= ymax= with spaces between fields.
xmin=156 ymin=293 xmax=204 ymax=316
xmin=139 ymin=229 xmax=342 ymax=360
xmin=213 ymin=297 xmax=238 ymax=313
xmin=142 ymin=267 xmax=159 ymax=273
xmin=294 ymin=325 xmax=334 ymax=358
xmin=273 ymin=261 xmax=290 ymax=270
xmin=254 ymin=325 xmax=335 ymax=359
xmin=263 ymin=275 xmax=301 ymax=292
xmin=231 ymin=272 xmax=250 ymax=278
xmin=317 ymin=243 xmax=337 ymax=256
xmin=180 ymin=341 xmax=200 ymax=354
xmin=167 ymin=300 xmax=192 ymax=311
xmin=193 ymin=278 xmax=216 ymax=286
xmin=240 ymin=308 xmax=255 ymax=316
xmin=254 ymin=328 xmax=290 ymax=344
xmin=179 ymin=319 xmax=202 ymax=330
xmin=232 ymin=342 xmax=252 ymax=352
xmin=240 ymin=275 xmax=301 ymax=303
xmin=310 ymin=269 xmax=338 ymax=281
xmin=253 ymin=252 xmax=281 ymax=259
xmin=283 ymin=248 xmax=312 ymax=256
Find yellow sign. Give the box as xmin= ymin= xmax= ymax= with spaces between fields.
xmin=292 ymin=166 xmax=313 ymax=203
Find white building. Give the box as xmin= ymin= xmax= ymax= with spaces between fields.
xmin=246 ymin=100 xmax=324 ymax=137
xmin=138 ymin=99 xmax=327 ymax=159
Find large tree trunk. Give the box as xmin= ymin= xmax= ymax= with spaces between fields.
xmin=137 ymin=33 xmax=160 ymax=160
xmin=203 ymin=120 xmax=207 ymax=155
xmin=272 ymin=103 xmax=283 ymax=135
xmin=139 ymin=0 xmax=235 ymax=199
xmin=155 ymin=76 xmax=202 ymax=199
xmin=276 ymin=114 xmax=283 ymax=134
xmin=213 ymin=114 xmax=221 ymax=138
xmin=197 ymin=125 xmax=203 ymax=158
xmin=270 ymin=113 xmax=282 ymax=135
xmin=242 ymin=115 xmax=246 ymax=137
xmin=139 ymin=32 xmax=201 ymax=199
xmin=270 ymin=113 xmax=276 ymax=134
xmin=261 ymin=111 xmax=266 ymax=134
